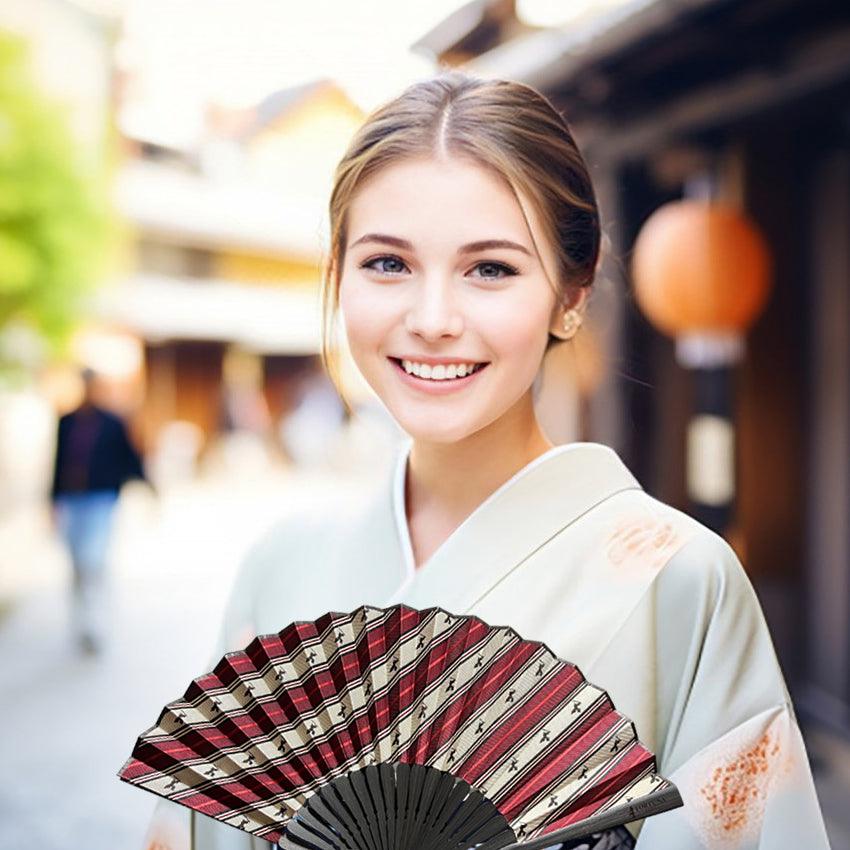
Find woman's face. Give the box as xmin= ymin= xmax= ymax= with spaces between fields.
xmin=339 ymin=155 xmax=572 ymax=444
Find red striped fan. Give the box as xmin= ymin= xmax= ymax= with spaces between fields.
xmin=119 ymin=605 xmax=681 ymax=849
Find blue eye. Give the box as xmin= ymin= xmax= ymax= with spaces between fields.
xmin=471 ymin=261 xmax=518 ymax=279
xmin=359 ymin=255 xmax=519 ymax=280
xmin=360 ymin=256 xmax=408 ymax=275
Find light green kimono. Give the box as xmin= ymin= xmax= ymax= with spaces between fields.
xmin=143 ymin=440 xmax=832 ymax=850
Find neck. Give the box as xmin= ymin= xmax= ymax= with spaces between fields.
xmin=405 ymin=393 xmax=555 ymax=527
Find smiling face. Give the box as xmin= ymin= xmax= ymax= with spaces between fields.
xmin=339 ymin=155 xmax=576 ymax=445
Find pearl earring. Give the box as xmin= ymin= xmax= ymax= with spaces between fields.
xmin=562 ymin=308 xmax=582 ymax=339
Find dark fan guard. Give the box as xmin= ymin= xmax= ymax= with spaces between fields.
xmin=280 ymin=762 xmax=513 ymax=850
xmin=279 ymin=761 xmax=647 ymax=850
xmin=119 ymin=604 xmax=683 ymax=848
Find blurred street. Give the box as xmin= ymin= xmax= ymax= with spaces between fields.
xmin=0 ymin=452 xmax=378 ymax=850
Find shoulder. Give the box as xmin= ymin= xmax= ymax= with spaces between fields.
xmin=230 ymin=493 xmax=365 ymax=591
xmin=626 ymin=491 xmax=764 ymax=634
xmin=605 ymin=488 xmax=754 ymax=613
xmin=97 ymin=407 xmax=123 ymax=428
xmin=235 ymin=510 xmax=328 ymax=579
xmin=218 ymin=511 xmax=331 ymax=629
xmin=218 ymin=494 xmax=371 ymax=648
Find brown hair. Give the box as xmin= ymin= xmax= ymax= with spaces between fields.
xmin=320 ymin=69 xmax=600 ymax=416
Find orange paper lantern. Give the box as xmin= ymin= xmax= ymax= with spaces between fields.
xmin=631 ymin=200 xmax=772 ymax=337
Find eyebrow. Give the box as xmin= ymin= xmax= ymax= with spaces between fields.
xmin=348 ymin=233 xmax=532 ymax=257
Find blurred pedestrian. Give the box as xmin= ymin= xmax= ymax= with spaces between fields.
xmin=50 ymin=367 xmax=147 ymax=654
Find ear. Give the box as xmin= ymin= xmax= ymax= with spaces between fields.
xmin=548 ymin=286 xmax=590 ymax=340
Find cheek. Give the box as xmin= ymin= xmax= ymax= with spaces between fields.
xmin=339 ymin=279 xmax=385 ymax=353
xmin=478 ymin=292 xmax=552 ymax=363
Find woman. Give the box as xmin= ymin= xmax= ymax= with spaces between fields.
xmin=142 ymin=71 xmax=831 ymax=850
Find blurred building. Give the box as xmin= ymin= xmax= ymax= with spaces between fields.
xmin=0 ymin=0 xmax=115 ymax=155
xmin=104 ymin=77 xmax=366 ymax=459
xmin=419 ymin=0 xmax=850 ymax=748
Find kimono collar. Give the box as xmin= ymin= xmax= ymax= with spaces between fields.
xmin=386 ymin=439 xmax=643 ymax=612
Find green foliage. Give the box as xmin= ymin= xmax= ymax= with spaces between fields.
xmin=0 ymin=29 xmax=114 ymax=361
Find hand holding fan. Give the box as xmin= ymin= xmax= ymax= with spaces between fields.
xmin=119 ymin=605 xmax=682 ymax=849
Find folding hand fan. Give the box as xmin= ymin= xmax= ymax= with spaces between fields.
xmin=119 ymin=605 xmax=682 ymax=850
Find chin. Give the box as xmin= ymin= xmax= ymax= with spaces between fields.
xmin=393 ymin=402 xmax=506 ymax=445
xmin=392 ymin=413 xmax=483 ymax=445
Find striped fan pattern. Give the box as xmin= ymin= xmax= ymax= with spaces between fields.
xmin=119 ymin=605 xmax=673 ymax=846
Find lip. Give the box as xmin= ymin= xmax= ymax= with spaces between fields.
xmin=388 ymin=357 xmax=489 ymax=394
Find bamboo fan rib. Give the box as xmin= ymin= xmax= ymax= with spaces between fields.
xmin=119 ymin=605 xmax=681 ymax=848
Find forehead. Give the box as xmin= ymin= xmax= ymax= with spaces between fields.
xmin=347 ymin=156 xmax=542 ymax=245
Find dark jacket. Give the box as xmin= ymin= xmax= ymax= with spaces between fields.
xmin=51 ymin=404 xmax=146 ymax=498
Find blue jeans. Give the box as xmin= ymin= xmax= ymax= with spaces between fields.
xmin=54 ymin=490 xmax=119 ymax=642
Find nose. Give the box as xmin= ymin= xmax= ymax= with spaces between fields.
xmin=404 ymin=276 xmax=464 ymax=341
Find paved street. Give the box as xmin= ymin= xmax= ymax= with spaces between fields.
xmin=0 ymin=456 xmax=375 ymax=850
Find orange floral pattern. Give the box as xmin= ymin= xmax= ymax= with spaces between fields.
xmin=682 ymin=708 xmax=796 ymax=848
xmin=141 ymin=802 xmax=191 ymax=850
xmin=605 ymin=512 xmax=684 ymax=571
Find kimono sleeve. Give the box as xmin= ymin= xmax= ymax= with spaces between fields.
xmin=140 ymin=518 xmax=301 ymax=850
xmin=635 ymin=531 xmax=831 ymax=849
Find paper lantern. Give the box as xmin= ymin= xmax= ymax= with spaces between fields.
xmin=631 ymin=200 xmax=772 ymax=337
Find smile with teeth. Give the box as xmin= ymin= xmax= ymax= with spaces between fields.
xmin=393 ymin=358 xmax=488 ymax=381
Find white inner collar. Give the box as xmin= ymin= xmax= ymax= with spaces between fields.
xmin=391 ymin=438 xmax=602 ymax=584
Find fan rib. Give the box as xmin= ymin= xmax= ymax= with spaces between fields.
xmin=376 ymin=759 xmax=397 ymax=850
xmin=285 ymin=815 xmax=343 ymax=850
xmin=344 ymin=770 xmax=385 ymax=850
xmin=323 ymin=782 xmax=372 ymax=850
xmin=362 ymin=766 xmax=390 ymax=850
xmin=308 ymin=792 xmax=364 ymax=850
xmin=427 ymin=777 xmax=475 ymax=843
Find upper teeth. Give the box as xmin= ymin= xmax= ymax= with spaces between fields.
xmin=401 ymin=360 xmax=482 ymax=380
